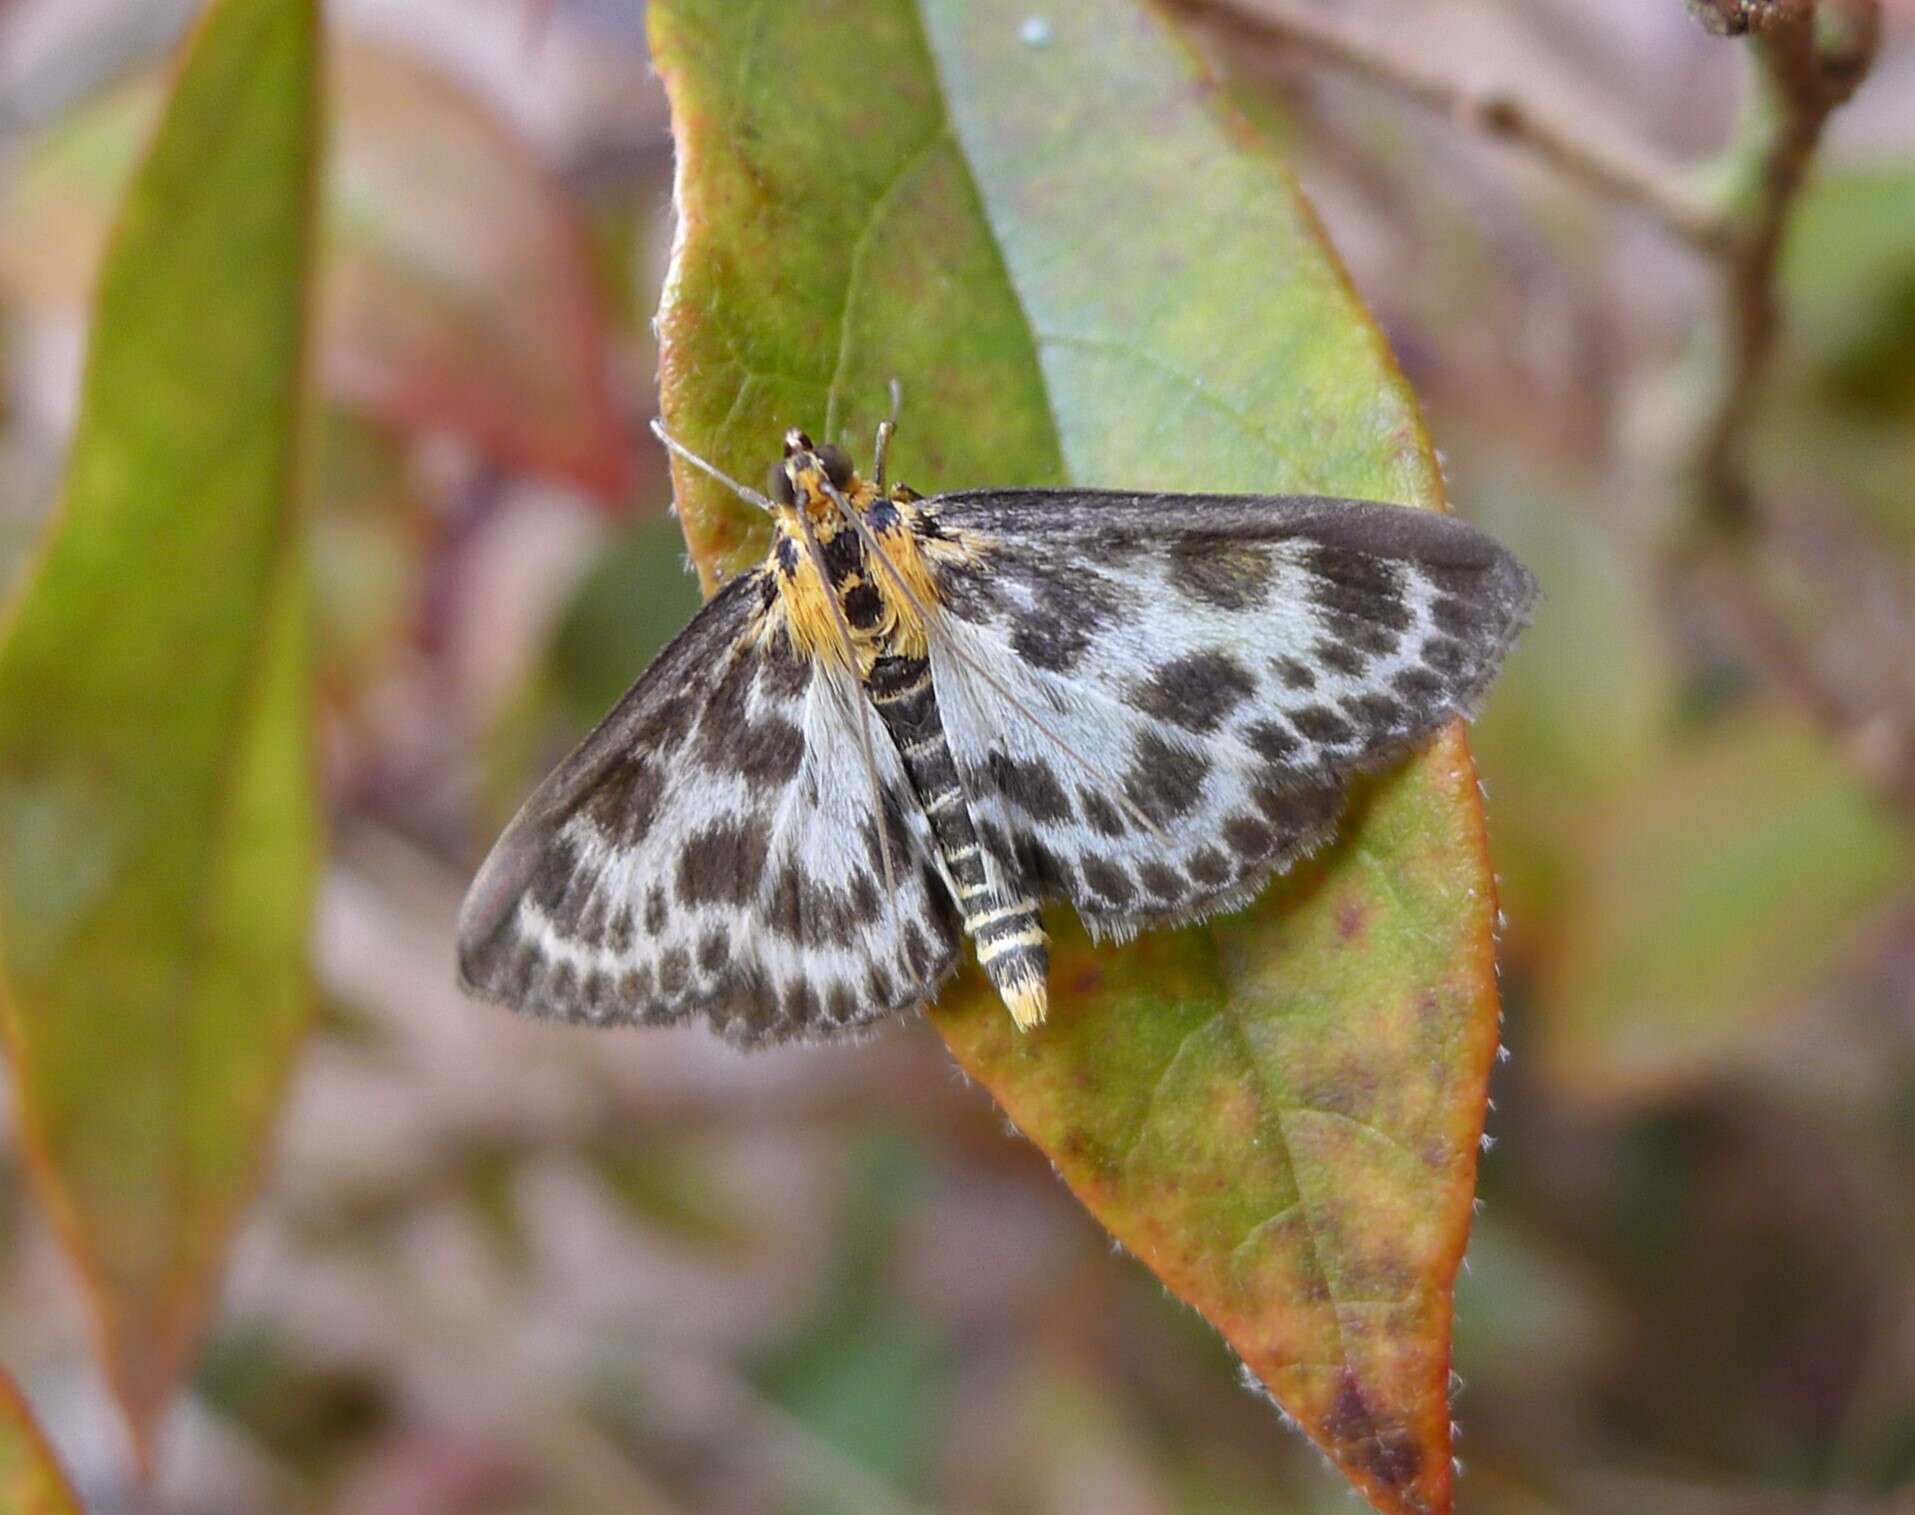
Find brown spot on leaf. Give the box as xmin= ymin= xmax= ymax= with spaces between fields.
xmin=1324 ymin=1372 xmax=1423 ymax=1490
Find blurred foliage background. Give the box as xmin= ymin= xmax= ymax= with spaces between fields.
xmin=0 ymin=0 xmax=1912 ymax=1511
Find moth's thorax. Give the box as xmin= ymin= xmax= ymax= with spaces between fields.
xmin=764 ymin=463 xmax=943 ymax=670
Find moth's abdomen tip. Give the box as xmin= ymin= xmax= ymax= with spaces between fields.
xmin=1004 ymin=975 xmax=1049 ymax=1031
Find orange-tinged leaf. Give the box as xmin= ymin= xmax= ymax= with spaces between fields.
xmin=0 ymin=1369 xmax=83 ymax=1515
xmin=0 ymin=0 xmax=321 ymax=1463
xmin=650 ymin=0 xmax=1503 ymax=1508
xmin=0 ymin=40 xmax=627 ymax=500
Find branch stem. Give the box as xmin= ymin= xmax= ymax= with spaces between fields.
xmin=1689 ymin=0 xmax=1880 ymax=533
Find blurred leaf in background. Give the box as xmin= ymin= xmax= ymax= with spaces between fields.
xmin=0 ymin=0 xmax=322 ymax=1462
xmin=0 ymin=1367 xmax=82 ymax=1515
xmin=0 ymin=37 xmax=630 ymax=505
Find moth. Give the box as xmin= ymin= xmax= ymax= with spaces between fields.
xmin=458 ymin=406 xmax=1536 ymax=1045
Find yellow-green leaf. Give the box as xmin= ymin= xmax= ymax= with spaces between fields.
xmin=0 ymin=1368 xmax=83 ymax=1515
xmin=650 ymin=2 xmax=1502 ymax=1510
xmin=0 ymin=0 xmax=322 ymax=1461
xmin=0 ymin=41 xmax=628 ymax=500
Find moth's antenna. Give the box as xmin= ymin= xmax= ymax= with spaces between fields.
xmin=820 ymin=480 xmax=1170 ymax=844
xmin=787 ymin=505 xmax=902 ymax=909
xmin=650 ymin=418 xmax=776 ymax=513
xmin=872 ymin=379 xmax=903 ymax=494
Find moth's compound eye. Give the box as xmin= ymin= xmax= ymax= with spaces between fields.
xmin=766 ymin=461 xmax=797 ymax=505
xmin=816 ymin=444 xmax=854 ymax=489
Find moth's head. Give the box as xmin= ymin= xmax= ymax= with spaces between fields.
xmin=766 ymin=428 xmax=856 ymax=513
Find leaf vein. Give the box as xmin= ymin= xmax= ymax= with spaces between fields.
xmin=821 ymin=128 xmax=951 ymax=442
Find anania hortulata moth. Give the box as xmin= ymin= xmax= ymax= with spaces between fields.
xmin=458 ymin=408 xmax=1536 ymax=1045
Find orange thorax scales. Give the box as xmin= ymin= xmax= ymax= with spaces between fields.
xmin=762 ymin=466 xmax=952 ymax=672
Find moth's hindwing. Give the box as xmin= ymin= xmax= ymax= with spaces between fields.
xmin=915 ymin=490 xmax=1538 ymax=940
xmin=457 ymin=569 xmax=961 ymax=1046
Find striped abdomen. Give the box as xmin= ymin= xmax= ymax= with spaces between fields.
xmin=865 ymin=654 xmax=1049 ymax=1027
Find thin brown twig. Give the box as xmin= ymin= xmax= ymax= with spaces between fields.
xmin=1690 ymin=0 xmax=1881 ymax=532
xmin=1171 ymin=0 xmax=1726 ymax=247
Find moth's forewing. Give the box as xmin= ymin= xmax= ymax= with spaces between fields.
xmin=906 ymin=490 xmax=1536 ymax=939
xmin=457 ymin=564 xmax=959 ymax=1044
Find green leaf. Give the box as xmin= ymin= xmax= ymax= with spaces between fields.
xmin=0 ymin=40 xmax=628 ymax=500
xmin=650 ymin=2 xmax=1503 ymax=1510
xmin=0 ymin=1368 xmax=83 ymax=1515
xmin=0 ymin=0 xmax=321 ymax=1461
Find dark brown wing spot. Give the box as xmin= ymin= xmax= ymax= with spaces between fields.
xmin=1431 ymin=594 xmax=1480 ymax=637
xmin=677 ymin=821 xmax=769 ymax=908
xmin=1137 ymin=860 xmax=1185 ymax=900
xmin=529 ymin=832 xmax=580 ymax=907
xmin=616 ymin=962 xmax=654 ymax=1002
xmin=1420 ymin=636 xmax=1470 ymax=676
xmin=1323 ymin=609 xmax=1400 ymax=657
xmin=1273 ymin=656 xmax=1317 ymax=691
xmin=988 ymin=752 xmax=1073 ymax=823
xmin=1314 ymin=639 xmax=1369 ymax=678
xmin=1245 ymin=720 xmax=1301 ymax=764
xmin=781 ymin=977 xmax=822 ymax=1026
xmin=935 ymin=557 xmax=1006 ymax=624
xmin=1123 ymin=732 xmax=1209 ymax=824
xmin=1080 ymin=856 xmax=1135 ymax=908
xmin=635 ymin=692 xmax=698 ymax=752
xmin=1131 ymin=651 xmax=1256 ymax=734
xmin=1168 ymin=538 xmax=1273 ymax=610
xmin=582 ymin=758 xmax=664 ymax=847
xmin=696 ymin=925 xmax=731 ymax=974
xmin=1254 ymin=782 xmax=1340 ymax=835
xmin=1303 ymin=546 xmax=1411 ymax=631
xmin=847 ymin=868 xmax=881 ymax=924
xmin=1019 ymin=832 xmax=1076 ymax=896
xmin=1187 ymin=847 xmax=1231 ymax=886
xmin=756 ymin=640 xmax=812 ymax=700
xmin=1224 ymin=813 xmax=1274 ymax=858
xmin=495 ymin=943 xmax=537 ymax=1002
xmin=1079 ymin=788 xmax=1126 ymax=838
xmin=1002 ymin=554 xmax=1126 ymax=673
xmin=765 ymin=863 xmax=856 ymax=947
xmin=576 ymin=890 xmax=610 ymax=944
xmin=1392 ymin=666 xmax=1445 ymax=705
xmin=1292 ymin=705 xmax=1356 ymax=746
xmin=825 ymin=981 xmax=858 ymax=1024
xmin=1347 ymin=693 xmax=1407 ymax=733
